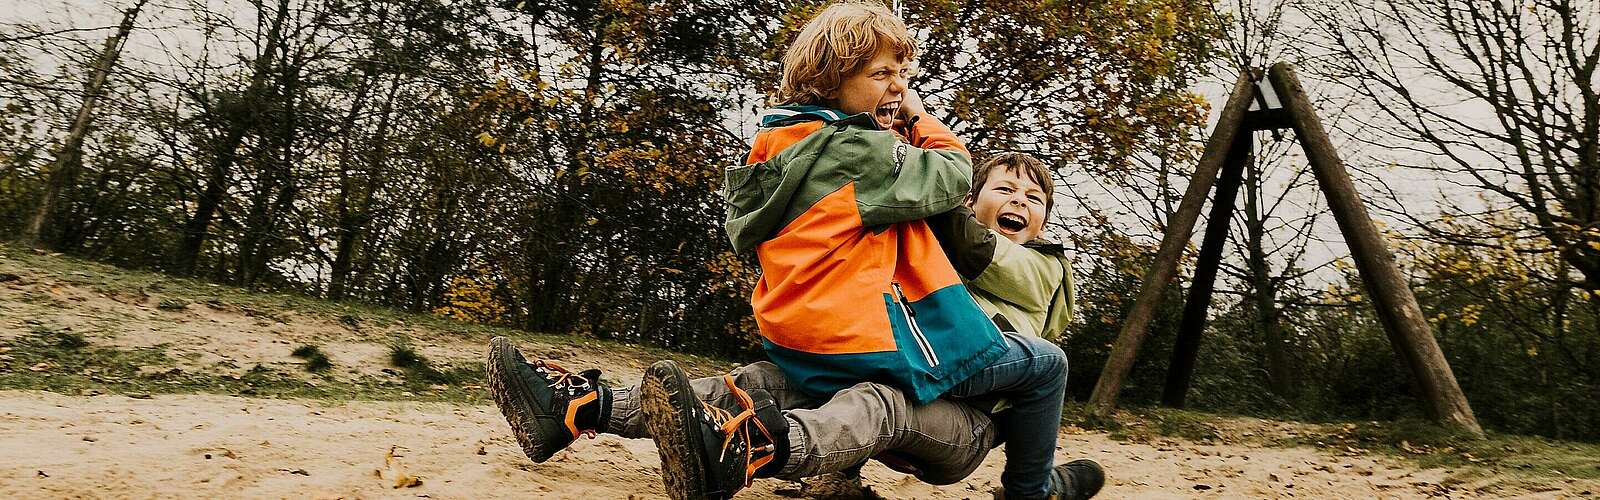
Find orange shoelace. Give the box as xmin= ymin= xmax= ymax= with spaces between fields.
xmin=699 ymin=375 xmax=778 ymax=487
xmin=535 ymin=359 xmax=599 ymax=439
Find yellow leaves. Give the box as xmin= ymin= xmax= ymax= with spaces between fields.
xmin=1322 ymin=283 xmax=1365 ymax=304
xmin=1459 ymin=303 xmax=1484 ymax=326
xmin=702 ymin=250 xmax=758 ymax=295
xmin=476 ymin=132 xmax=496 ymax=147
xmin=432 ymin=263 xmax=509 ymax=325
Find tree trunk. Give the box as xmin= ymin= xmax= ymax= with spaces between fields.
xmin=1243 ymin=144 xmax=1296 ymax=398
xmin=173 ymin=0 xmax=289 ymax=275
xmin=330 ymin=69 xmax=402 ymax=299
xmin=22 ymin=0 xmax=147 ymax=247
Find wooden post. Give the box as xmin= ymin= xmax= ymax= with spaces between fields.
xmin=1160 ymin=131 xmax=1251 ymax=408
xmin=1087 ymin=72 xmax=1258 ymax=415
xmin=1267 ymin=62 xmax=1483 ymax=436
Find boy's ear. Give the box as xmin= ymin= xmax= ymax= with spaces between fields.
xmin=963 ymin=194 xmax=976 ymax=208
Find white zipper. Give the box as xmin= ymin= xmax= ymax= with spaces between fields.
xmin=892 ymin=282 xmax=939 ymax=367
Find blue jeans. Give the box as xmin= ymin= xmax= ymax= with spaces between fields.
xmin=946 ymin=332 xmax=1069 ymax=498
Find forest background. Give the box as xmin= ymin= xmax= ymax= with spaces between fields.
xmin=3 ymin=0 xmax=1597 ymax=442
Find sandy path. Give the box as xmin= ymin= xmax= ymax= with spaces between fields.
xmin=4 ymin=390 xmax=1587 ymax=499
xmin=4 ymin=252 xmax=1594 ymax=499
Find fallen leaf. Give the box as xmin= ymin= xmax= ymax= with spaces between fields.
xmin=394 ymin=473 xmax=422 ymax=488
xmin=29 ymin=362 xmax=51 ymax=372
xmin=384 ymin=446 xmax=422 ymax=488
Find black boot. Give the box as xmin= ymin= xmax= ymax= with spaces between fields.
xmin=994 ymin=459 xmax=1104 ymax=500
xmin=1048 ymin=459 xmax=1104 ymax=500
xmin=486 ymin=336 xmax=612 ymax=463
xmin=641 ymin=360 xmax=788 ymax=500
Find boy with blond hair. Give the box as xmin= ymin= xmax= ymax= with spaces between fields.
xmin=486 ymin=3 xmax=1102 ymax=499
xmin=487 ymin=152 xmax=1103 ymax=498
xmin=642 ymin=3 xmax=1093 ymax=499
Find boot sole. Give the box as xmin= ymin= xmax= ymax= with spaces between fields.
xmin=642 ymin=360 xmax=712 ymax=500
xmin=486 ymin=336 xmax=559 ymax=463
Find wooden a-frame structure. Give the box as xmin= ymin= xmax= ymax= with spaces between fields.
xmin=1085 ymin=63 xmax=1484 ymax=436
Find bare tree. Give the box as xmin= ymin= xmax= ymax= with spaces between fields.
xmin=1298 ymin=0 xmax=1600 ymax=289
xmin=167 ymin=0 xmax=291 ymax=276
xmin=21 ymin=0 xmax=148 ymax=246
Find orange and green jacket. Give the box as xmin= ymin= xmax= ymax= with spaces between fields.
xmin=723 ymin=106 xmax=1006 ymax=404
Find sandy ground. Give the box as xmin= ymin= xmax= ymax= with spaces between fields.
xmin=3 ymin=249 xmax=1598 ymax=499
xmin=4 ymin=390 xmax=1593 ymax=499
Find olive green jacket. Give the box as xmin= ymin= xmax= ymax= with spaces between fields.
xmin=929 ymin=207 xmax=1075 ymax=341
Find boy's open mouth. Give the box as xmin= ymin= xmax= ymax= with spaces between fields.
xmin=996 ymin=213 xmax=1028 ymax=233
xmin=874 ymin=101 xmax=901 ymax=126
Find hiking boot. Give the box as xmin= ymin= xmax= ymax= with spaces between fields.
xmin=641 ymin=360 xmax=788 ymax=500
xmin=993 ymin=459 xmax=1104 ymax=500
xmin=485 ymin=336 xmax=611 ymax=463
xmin=1049 ymin=459 xmax=1104 ymax=500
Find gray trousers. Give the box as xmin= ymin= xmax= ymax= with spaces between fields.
xmin=609 ymin=361 xmax=998 ymax=485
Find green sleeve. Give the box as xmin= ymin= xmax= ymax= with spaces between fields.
xmin=1041 ymin=253 xmax=1074 ymax=340
xmin=831 ymin=127 xmax=972 ymax=227
xmin=927 ymin=206 xmax=998 ymax=280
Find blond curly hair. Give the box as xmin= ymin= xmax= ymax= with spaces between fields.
xmin=778 ymin=1 xmax=917 ymax=105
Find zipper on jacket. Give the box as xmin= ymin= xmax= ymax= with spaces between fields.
xmin=892 ymin=282 xmax=939 ymax=367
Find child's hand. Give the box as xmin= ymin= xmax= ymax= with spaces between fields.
xmin=893 ymin=89 xmax=927 ymax=135
xmin=899 ymin=88 xmax=927 ymax=120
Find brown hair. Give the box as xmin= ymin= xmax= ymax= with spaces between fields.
xmin=777 ymin=1 xmax=917 ymax=105
xmin=969 ymin=152 xmax=1056 ymax=212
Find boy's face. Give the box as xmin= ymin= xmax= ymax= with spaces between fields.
xmin=967 ymin=166 xmax=1048 ymax=244
xmin=827 ymin=45 xmax=910 ymax=129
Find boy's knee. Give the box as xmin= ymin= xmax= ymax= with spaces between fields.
xmin=730 ymin=361 xmax=786 ymax=388
xmin=1015 ymin=334 xmax=1068 ymax=378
